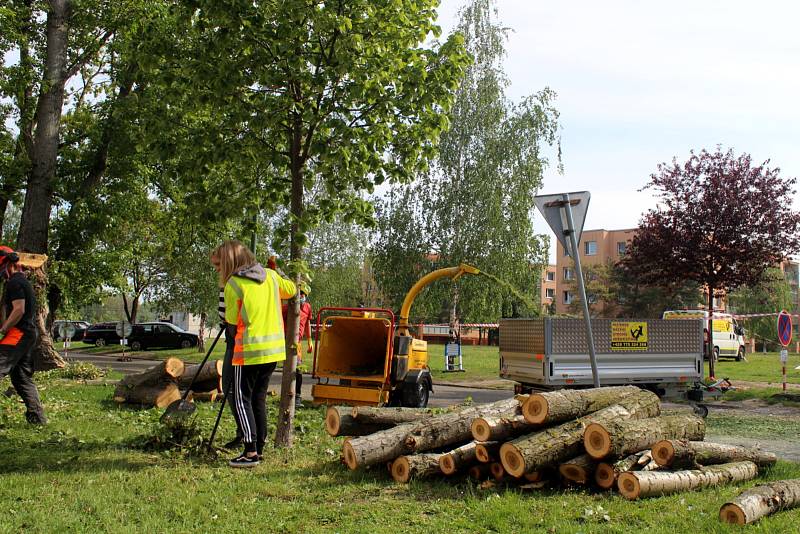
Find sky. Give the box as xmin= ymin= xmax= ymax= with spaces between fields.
xmin=435 ymin=1 xmax=800 ymax=260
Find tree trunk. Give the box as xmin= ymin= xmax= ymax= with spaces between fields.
xmin=617 ymin=461 xmax=758 ymax=500
xmin=720 ymin=479 xmax=800 ymax=525
xmin=343 ymin=397 xmax=523 ymax=470
xmin=351 ymin=406 xmax=435 ymax=426
xmin=391 ymin=453 xmax=443 ymax=483
xmin=439 ymin=441 xmax=478 ymax=475
xmin=595 ymin=452 xmax=645 ymax=489
xmin=197 ymin=312 xmax=206 ymax=352
xmin=29 ymin=268 xmax=65 ymax=370
xmin=499 ymin=390 xmax=660 ymax=477
xmin=652 ymin=440 xmax=777 ymax=470
xmin=583 ymin=414 xmax=706 ymax=460
xmin=708 ymin=287 xmax=716 ymax=378
xmin=122 ymin=293 xmax=140 ymax=324
xmin=522 ymin=385 xmax=642 ymax=425
xmin=178 ymin=360 xmax=222 ymax=389
xmin=113 ymin=382 xmax=181 ymax=408
xmin=475 ymin=441 xmax=501 ymax=463
xmin=471 ymin=414 xmax=533 ymax=442
xmin=116 ymin=358 xmax=185 ymax=389
xmin=559 ymin=454 xmax=597 ymax=485
xmin=325 ymin=405 xmax=392 ymax=437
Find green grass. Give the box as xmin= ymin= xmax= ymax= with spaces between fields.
xmin=715 ymin=351 xmax=800 ymax=385
xmin=1 ymin=378 xmax=800 ymax=533
xmin=428 ymin=344 xmax=503 ymax=384
xmin=705 ymin=412 xmax=800 ymax=441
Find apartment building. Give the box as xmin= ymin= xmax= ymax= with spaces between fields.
xmin=540 ymin=264 xmax=557 ymax=313
xmin=554 ymin=228 xmax=636 ymax=314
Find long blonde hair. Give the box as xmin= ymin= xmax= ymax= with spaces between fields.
xmin=212 ymin=240 xmax=256 ymax=286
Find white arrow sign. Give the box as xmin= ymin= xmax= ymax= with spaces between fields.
xmin=534 ymin=191 xmax=590 ymax=258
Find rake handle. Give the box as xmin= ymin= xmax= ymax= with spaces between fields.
xmin=180 ymin=326 xmax=224 ymax=402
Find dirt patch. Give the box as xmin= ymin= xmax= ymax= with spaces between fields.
xmin=705 ymin=434 xmax=800 ymax=463
xmin=731 ymin=379 xmax=800 ymax=391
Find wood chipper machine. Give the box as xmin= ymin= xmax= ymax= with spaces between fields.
xmin=310 ymin=264 xmax=480 ymax=407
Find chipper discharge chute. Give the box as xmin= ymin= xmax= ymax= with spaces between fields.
xmin=311 ymin=264 xmax=480 ymax=407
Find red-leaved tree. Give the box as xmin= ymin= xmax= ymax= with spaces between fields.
xmin=623 ymin=147 xmax=800 ymax=378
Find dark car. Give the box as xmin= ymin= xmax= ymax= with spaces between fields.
xmin=52 ymin=320 xmax=90 ymax=342
xmin=82 ymin=322 xmax=122 ymax=347
xmin=127 ymin=322 xmax=199 ymax=351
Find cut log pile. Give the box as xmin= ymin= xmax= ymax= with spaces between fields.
xmin=113 ymin=358 xmax=223 ymax=408
xmin=326 ymin=385 xmax=796 ymax=522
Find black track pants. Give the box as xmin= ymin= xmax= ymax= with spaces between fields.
xmin=231 ymin=361 xmax=277 ymax=453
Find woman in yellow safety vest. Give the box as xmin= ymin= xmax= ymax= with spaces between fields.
xmin=215 ymin=240 xmax=296 ymax=468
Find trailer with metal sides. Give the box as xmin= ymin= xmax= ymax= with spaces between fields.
xmin=499 ymin=317 xmax=727 ymax=414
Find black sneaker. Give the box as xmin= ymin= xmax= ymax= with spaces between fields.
xmin=229 ymin=454 xmax=260 ymax=468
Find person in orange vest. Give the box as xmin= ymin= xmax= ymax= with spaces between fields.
xmin=216 ymin=241 xmax=295 ymax=468
xmin=0 ymin=246 xmax=46 ymax=424
xmin=281 ymin=281 xmax=313 ymax=408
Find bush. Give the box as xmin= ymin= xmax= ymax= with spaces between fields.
xmin=44 ymin=362 xmax=107 ymax=381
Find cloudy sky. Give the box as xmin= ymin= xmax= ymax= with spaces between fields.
xmin=435 ymin=1 xmax=800 ymax=257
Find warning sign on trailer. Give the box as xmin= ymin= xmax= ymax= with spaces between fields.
xmin=611 ymin=321 xmax=648 ymax=351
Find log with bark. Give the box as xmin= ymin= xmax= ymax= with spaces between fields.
xmin=559 ymin=454 xmax=597 ymax=485
xmin=325 ymin=406 xmax=393 ymax=437
xmin=490 ymin=462 xmax=508 ymax=481
xmin=617 ymin=461 xmax=759 ymax=500
xmin=583 ymin=414 xmax=705 ymax=460
xmin=439 ymin=441 xmax=478 ymax=475
xmin=343 ymin=397 xmax=523 ymax=470
xmin=112 ymin=382 xmax=181 ymax=408
xmin=116 ymin=358 xmax=185 ymax=390
xmin=476 ymin=441 xmax=501 ymax=463
xmin=522 ymin=385 xmax=643 ymax=425
xmin=719 ymin=478 xmax=800 ymax=525
xmin=468 ymin=463 xmax=492 ymax=480
xmin=595 ymin=452 xmax=646 ymax=490
xmin=179 ymin=360 xmax=223 ymax=389
xmin=351 ymin=406 xmax=435 ymax=426
xmin=190 ymin=390 xmax=218 ymax=402
xmin=652 ymin=440 xmax=777 ymax=470
xmin=500 ymin=390 xmax=660 ymax=477
xmin=471 ymin=414 xmax=534 ymax=442
xmin=391 ymin=453 xmax=444 ymax=483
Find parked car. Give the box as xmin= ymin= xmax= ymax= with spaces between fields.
xmin=52 ymin=320 xmax=90 ymax=341
xmin=82 ymin=322 xmax=122 ymax=347
xmin=127 ymin=322 xmax=199 ymax=351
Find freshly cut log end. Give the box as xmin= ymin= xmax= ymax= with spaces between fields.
xmin=476 ymin=441 xmax=500 ymax=463
xmin=468 ymin=464 xmax=492 ymax=480
xmin=471 ymin=418 xmax=492 ymax=442
xmin=618 ymin=472 xmax=641 ymax=499
xmin=618 ymin=461 xmax=758 ymax=500
xmin=595 ymin=463 xmax=616 ymax=489
xmin=522 ymin=396 xmax=548 ymax=424
xmin=439 ymin=455 xmax=456 ymax=475
xmin=652 ymin=440 xmax=676 ymax=466
xmin=392 ymin=457 xmax=412 ymax=483
xmin=583 ymin=422 xmax=612 ymax=459
xmin=438 ymin=441 xmax=478 ymax=475
xmin=163 ymin=357 xmax=185 ymax=379
xmin=342 ymin=441 xmax=358 ymax=470
xmin=719 ymin=504 xmax=747 ymax=525
xmin=325 ymin=406 xmax=347 ymax=437
xmin=499 ymin=443 xmax=525 ymax=478
xmin=391 ymin=453 xmax=443 ymax=483
xmin=559 ymin=455 xmax=596 ymax=485
xmin=524 ymin=471 xmax=544 ymax=482
xmin=490 ymin=462 xmax=506 ymax=481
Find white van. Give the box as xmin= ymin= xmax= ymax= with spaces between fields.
xmin=662 ymin=310 xmax=746 ymax=361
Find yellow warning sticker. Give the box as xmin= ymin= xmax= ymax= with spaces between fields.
xmin=712 ymin=320 xmax=732 ymax=332
xmin=611 ymin=321 xmax=648 ymax=351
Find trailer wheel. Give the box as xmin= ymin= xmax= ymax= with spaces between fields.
xmin=692 ymin=404 xmax=709 ymax=418
xmin=402 ymin=380 xmax=430 ymax=408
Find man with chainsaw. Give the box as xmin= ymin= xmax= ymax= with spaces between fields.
xmin=0 ymin=246 xmax=47 ymax=424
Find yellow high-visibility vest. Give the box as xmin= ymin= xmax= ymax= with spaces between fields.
xmin=225 ymin=271 xmax=296 ymax=365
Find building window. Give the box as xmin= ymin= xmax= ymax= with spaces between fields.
xmin=563 ymin=291 xmax=574 ymax=304
xmin=546 ymin=271 xmax=555 ymax=282
xmin=617 ymin=241 xmax=627 ymax=255
xmin=563 ymin=267 xmax=574 ymax=280
xmin=584 ymin=241 xmax=597 ymax=255
xmin=545 ymin=288 xmax=555 ymax=299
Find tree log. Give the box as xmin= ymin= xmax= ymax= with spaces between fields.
xmin=476 ymin=441 xmax=501 ymax=463
xmin=191 ymin=390 xmax=218 ymax=402
xmin=652 ymin=440 xmax=778 ymax=470
xmin=343 ymin=397 xmax=523 ymax=470
xmin=179 ymin=360 xmax=222 ymax=389
xmin=720 ymin=479 xmax=800 ymax=525
xmin=439 ymin=441 xmax=478 ymax=475
xmin=490 ymin=462 xmax=508 ymax=481
xmin=391 ymin=453 xmax=443 ymax=483
xmin=500 ymin=390 xmax=660 ymax=477
xmin=584 ymin=414 xmax=705 ymax=460
xmin=468 ymin=464 xmax=492 ymax=480
xmin=351 ymin=406 xmax=435 ymax=426
xmin=522 ymin=385 xmax=643 ymax=424
xmin=113 ymin=382 xmax=181 ymax=408
xmin=559 ymin=454 xmax=597 ymax=485
xmin=471 ymin=414 xmax=534 ymax=442
xmin=325 ymin=405 xmax=392 ymax=437
xmin=595 ymin=452 xmax=645 ymax=489
xmin=618 ymin=461 xmax=759 ymax=500
xmin=117 ymin=358 xmax=185 ymax=389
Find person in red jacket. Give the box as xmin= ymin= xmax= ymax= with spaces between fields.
xmin=281 ymin=282 xmax=313 ymax=408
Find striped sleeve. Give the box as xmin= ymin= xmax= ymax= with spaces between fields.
xmin=218 ymin=288 xmax=226 ymax=321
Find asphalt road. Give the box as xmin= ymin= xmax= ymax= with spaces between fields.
xmin=66 ymin=351 xmax=511 ymax=407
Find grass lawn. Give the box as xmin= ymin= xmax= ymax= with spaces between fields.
xmin=715 ymin=351 xmax=800 ymax=385
xmin=1 ymin=376 xmax=800 ymax=533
